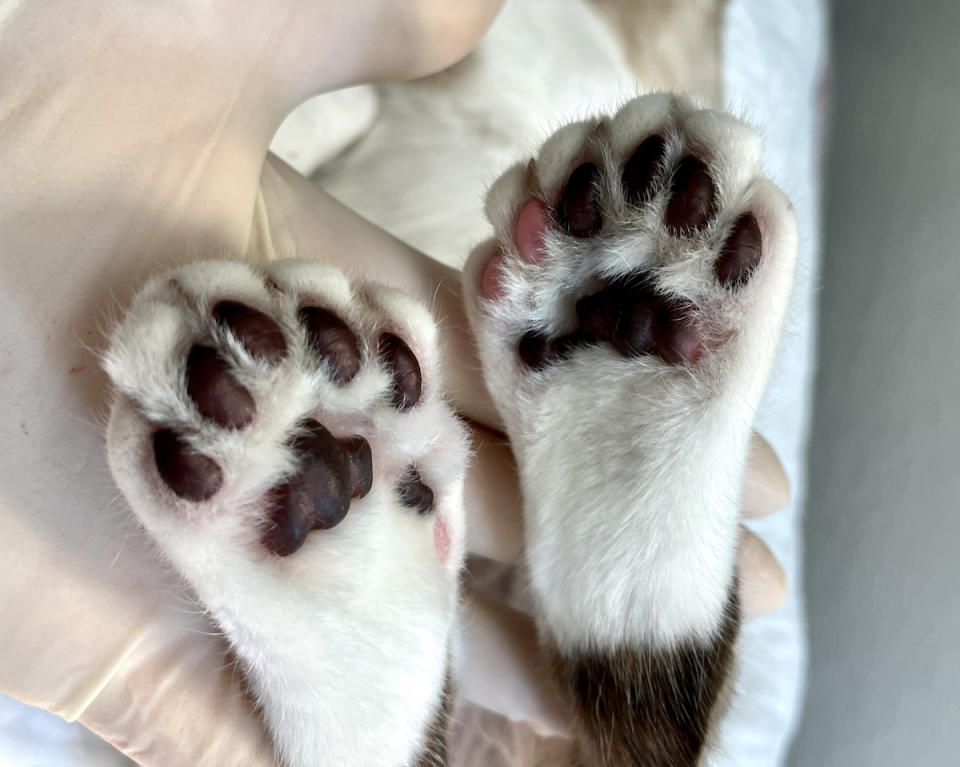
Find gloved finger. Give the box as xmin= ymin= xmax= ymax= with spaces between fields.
xmin=449 ymin=700 xmax=576 ymax=767
xmin=742 ymin=432 xmax=791 ymax=518
xmin=463 ymin=424 xmax=523 ymax=563
xmin=78 ymin=608 xmax=276 ymax=767
xmin=270 ymin=0 xmax=508 ymax=102
xmin=456 ymin=591 xmax=571 ymax=738
xmin=738 ymin=527 xmax=789 ymax=619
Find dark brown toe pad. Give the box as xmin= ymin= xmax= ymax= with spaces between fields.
xmin=378 ymin=333 xmax=422 ymax=411
xmin=186 ymin=345 xmax=256 ymax=429
xmin=622 ymin=135 xmax=666 ymax=204
xmin=715 ymin=213 xmax=763 ymax=288
xmin=665 ymin=156 xmax=716 ymax=234
xmin=559 ymin=162 xmax=602 ymax=238
xmin=213 ymin=301 xmax=287 ymax=364
xmin=397 ymin=469 xmax=434 ymax=515
xmin=153 ymin=429 xmax=223 ymax=501
xmin=299 ymin=306 xmax=361 ymax=384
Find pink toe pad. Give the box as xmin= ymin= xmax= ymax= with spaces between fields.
xmin=433 ymin=515 xmax=451 ymax=563
xmin=514 ymin=200 xmax=549 ymax=264
xmin=480 ymin=250 xmax=507 ymax=300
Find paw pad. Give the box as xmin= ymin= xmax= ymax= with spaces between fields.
xmin=261 ymin=420 xmax=371 ymax=556
xmin=715 ymin=213 xmax=763 ymax=288
xmin=517 ymin=330 xmax=559 ymax=372
xmin=185 ymin=345 xmax=256 ymax=429
xmin=474 ymin=99 xmax=779 ymax=376
xmin=152 ymin=429 xmax=223 ymax=501
xmin=299 ymin=306 xmax=361 ymax=384
xmin=105 ymin=260 xmax=461 ymax=563
xmin=517 ymin=276 xmax=705 ymax=370
xmin=213 ymin=301 xmax=287 ymax=363
xmin=378 ymin=333 xmax=422 ymax=411
xmin=664 ymin=156 xmax=716 ymax=233
xmin=622 ymin=135 xmax=666 ymax=204
xmin=397 ymin=469 xmax=434 ymax=515
xmin=559 ymin=163 xmax=602 ymax=237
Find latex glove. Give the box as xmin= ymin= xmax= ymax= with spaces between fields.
xmin=0 ymin=1 xmax=789 ymax=764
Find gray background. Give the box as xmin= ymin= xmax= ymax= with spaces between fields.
xmin=789 ymin=1 xmax=960 ymax=765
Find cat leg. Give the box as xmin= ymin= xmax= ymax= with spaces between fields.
xmin=463 ymin=93 xmax=796 ymax=766
xmin=104 ymin=259 xmax=468 ymax=767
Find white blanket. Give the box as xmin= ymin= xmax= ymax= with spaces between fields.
xmin=715 ymin=1 xmax=825 ymax=763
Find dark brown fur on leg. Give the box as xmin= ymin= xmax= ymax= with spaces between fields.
xmin=413 ymin=670 xmax=453 ymax=767
xmin=548 ymin=587 xmax=740 ymax=767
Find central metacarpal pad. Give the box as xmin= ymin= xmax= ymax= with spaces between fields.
xmin=261 ymin=419 xmax=369 ymax=557
xmin=583 ymin=276 xmax=705 ymax=365
xmin=517 ymin=274 xmax=706 ymax=370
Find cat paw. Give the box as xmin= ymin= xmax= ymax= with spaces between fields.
xmin=463 ymin=93 xmax=797 ymax=765
xmin=104 ymin=259 xmax=467 ymax=767
xmin=467 ymin=92 xmax=795 ymax=426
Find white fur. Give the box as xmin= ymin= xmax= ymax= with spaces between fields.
xmin=463 ymin=94 xmax=797 ymax=651
xmin=104 ymin=260 xmax=468 ymax=767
